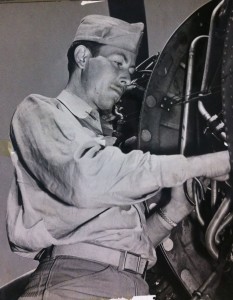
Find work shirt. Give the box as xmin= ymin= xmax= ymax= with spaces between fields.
xmin=7 ymin=90 xmax=191 ymax=267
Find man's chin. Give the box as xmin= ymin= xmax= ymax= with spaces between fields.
xmin=98 ymin=102 xmax=115 ymax=112
xmin=110 ymin=96 xmax=120 ymax=108
xmin=114 ymin=96 xmax=122 ymax=105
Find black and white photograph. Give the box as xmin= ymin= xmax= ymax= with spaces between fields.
xmin=0 ymin=0 xmax=233 ymax=299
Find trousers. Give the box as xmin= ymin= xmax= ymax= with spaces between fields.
xmin=18 ymin=256 xmax=149 ymax=300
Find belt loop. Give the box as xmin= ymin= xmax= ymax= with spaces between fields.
xmin=136 ymin=255 xmax=141 ymax=273
xmin=34 ymin=245 xmax=54 ymax=261
xmin=34 ymin=248 xmax=46 ymax=261
xmin=142 ymin=261 xmax=148 ymax=279
xmin=118 ymin=250 xmax=127 ymax=271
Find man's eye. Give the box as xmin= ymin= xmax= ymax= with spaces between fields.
xmin=114 ymin=61 xmax=123 ymax=68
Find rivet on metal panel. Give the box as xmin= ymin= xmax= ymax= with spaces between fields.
xmin=141 ymin=129 xmax=152 ymax=142
xmin=163 ymin=238 xmax=174 ymax=252
xmin=180 ymin=62 xmax=186 ymax=69
xmin=146 ymin=95 xmax=157 ymax=108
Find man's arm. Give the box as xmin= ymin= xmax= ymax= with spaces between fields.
xmin=146 ymin=184 xmax=194 ymax=247
xmin=11 ymin=95 xmax=230 ymax=209
xmin=186 ymin=151 xmax=230 ymax=180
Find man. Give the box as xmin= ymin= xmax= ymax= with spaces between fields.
xmin=7 ymin=15 xmax=230 ymax=299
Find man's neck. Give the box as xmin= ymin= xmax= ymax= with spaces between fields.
xmin=65 ymin=76 xmax=97 ymax=111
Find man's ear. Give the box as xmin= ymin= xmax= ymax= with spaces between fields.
xmin=74 ymin=45 xmax=92 ymax=69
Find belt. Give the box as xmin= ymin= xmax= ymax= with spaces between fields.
xmin=40 ymin=242 xmax=148 ymax=277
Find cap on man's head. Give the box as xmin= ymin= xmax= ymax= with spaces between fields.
xmin=73 ymin=15 xmax=144 ymax=54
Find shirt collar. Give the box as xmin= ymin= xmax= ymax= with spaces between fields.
xmin=57 ymin=90 xmax=96 ymax=119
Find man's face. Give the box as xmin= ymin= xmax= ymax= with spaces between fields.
xmin=83 ymin=45 xmax=136 ymax=111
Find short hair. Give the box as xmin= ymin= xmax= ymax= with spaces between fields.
xmin=67 ymin=40 xmax=102 ymax=79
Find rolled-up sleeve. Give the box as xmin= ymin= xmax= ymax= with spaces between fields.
xmin=11 ymin=95 xmax=190 ymax=209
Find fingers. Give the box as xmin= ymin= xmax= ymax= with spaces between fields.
xmin=212 ymin=174 xmax=230 ymax=181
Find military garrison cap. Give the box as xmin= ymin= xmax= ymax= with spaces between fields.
xmin=73 ymin=15 xmax=144 ymax=54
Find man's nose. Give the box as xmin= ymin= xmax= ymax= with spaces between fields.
xmin=119 ymin=70 xmax=131 ymax=86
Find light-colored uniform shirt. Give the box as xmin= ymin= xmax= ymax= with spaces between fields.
xmin=7 ymin=90 xmax=191 ymax=267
